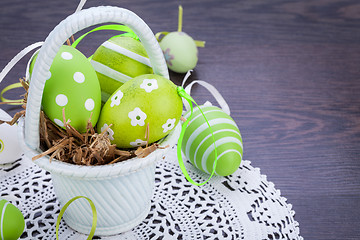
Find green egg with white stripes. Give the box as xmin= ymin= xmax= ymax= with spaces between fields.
xmin=0 ymin=199 xmax=25 ymax=240
xmin=91 ymin=36 xmax=153 ymax=102
xmin=182 ymin=105 xmax=243 ymax=176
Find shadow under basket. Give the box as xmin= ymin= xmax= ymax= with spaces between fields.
xmin=19 ymin=118 xmax=181 ymax=235
xmin=18 ymin=6 xmax=179 ymax=235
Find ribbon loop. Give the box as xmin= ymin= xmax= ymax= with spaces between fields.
xmin=56 ymin=196 xmax=97 ymax=240
xmin=0 ymin=82 xmax=24 ymax=105
xmin=155 ymin=31 xmax=169 ymax=42
xmin=177 ymin=86 xmax=218 ymax=186
xmin=71 ymin=24 xmax=138 ymax=48
xmin=0 ymin=42 xmax=43 ymax=86
xmin=177 ymin=86 xmax=195 ymax=102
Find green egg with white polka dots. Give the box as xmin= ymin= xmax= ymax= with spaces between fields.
xmin=30 ymin=45 xmax=102 ymax=133
xmin=97 ymin=74 xmax=183 ymax=149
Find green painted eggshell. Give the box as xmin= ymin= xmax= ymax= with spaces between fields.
xmin=160 ymin=32 xmax=198 ymax=73
xmin=91 ymin=36 xmax=153 ymax=102
xmin=30 ymin=45 xmax=102 ymax=133
xmin=97 ymin=74 xmax=182 ymax=148
xmin=181 ymin=106 xmax=243 ymax=176
xmin=0 ymin=199 xmax=25 ymax=240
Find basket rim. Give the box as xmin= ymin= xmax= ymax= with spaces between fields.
xmin=18 ymin=117 xmax=181 ymax=179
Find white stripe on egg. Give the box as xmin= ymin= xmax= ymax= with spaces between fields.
xmin=214 ymin=149 xmax=242 ymax=175
xmin=201 ymin=137 xmax=243 ymax=174
xmin=90 ymin=60 xmax=131 ymax=83
xmin=192 ymin=128 xmax=242 ymax=169
xmin=0 ymin=201 xmax=9 ymax=240
xmin=102 ymin=41 xmax=152 ymax=67
xmin=185 ymin=118 xmax=238 ymax=159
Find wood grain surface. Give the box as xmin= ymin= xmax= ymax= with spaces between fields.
xmin=1 ymin=0 xmax=360 ymax=239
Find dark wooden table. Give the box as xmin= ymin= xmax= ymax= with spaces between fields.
xmin=1 ymin=0 xmax=360 ymax=239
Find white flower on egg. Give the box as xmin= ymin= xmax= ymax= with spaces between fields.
xmin=162 ymin=118 xmax=176 ymax=133
xmin=140 ymin=79 xmax=158 ymax=93
xmin=101 ymin=123 xmax=114 ymax=140
xmin=110 ymin=90 xmax=123 ymax=107
xmin=130 ymin=139 xmax=148 ymax=147
xmin=128 ymin=107 xmax=147 ymax=126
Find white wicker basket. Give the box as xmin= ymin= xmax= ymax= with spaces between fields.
xmin=18 ymin=6 xmax=180 ymax=235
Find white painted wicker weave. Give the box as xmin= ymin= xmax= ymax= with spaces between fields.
xmin=18 ymin=6 xmax=179 ymax=235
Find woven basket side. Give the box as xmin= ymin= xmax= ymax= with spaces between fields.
xmin=51 ymin=164 xmax=156 ymax=234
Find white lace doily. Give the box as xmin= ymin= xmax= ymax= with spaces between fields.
xmin=0 ymin=147 xmax=302 ymax=240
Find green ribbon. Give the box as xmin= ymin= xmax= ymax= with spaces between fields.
xmin=71 ymin=24 xmax=138 ymax=48
xmin=0 ymin=82 xmax=24 ymax=105
xmin=155 ymin=31 xmax=205 ymax=48
xmin=56 ymin=196 xmax=97 ymax=240
xmin=177 ymin=87 xmax=218 ymax=186
xmin=155 ymin=5 xmax=206 ymax=48
xmin=178 ymin=5 xmax=183 ymax=32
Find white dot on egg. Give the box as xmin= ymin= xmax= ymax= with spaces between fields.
xmin=61 ymin=52 xmax=73 ymax=60
xmin=55 ymin=94 xmax=68 ymax=107
xmin=73 ymin=72 xmax=85 ymax=83
xmin=85 ymin=98 xmax=95 ymax=111
xmin=54 ymin=119 xmax=64 ymax=127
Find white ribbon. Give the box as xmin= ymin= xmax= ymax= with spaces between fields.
xmin=74 ymin=0 xmax=88 ymax=13
xmin=181 ymin=70 xmax=231 ymax=115
xmin=0 ymin=0 xmax=88 ymax=86
xmin=25 ymin=49 xmax=41 ymax=81
xmin=0 ymin=0 xmax=91 ymax=86
xmin=0 ymin=42 xmax=43 ymax=85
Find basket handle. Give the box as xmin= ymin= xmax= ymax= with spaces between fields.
xmin=25 ymin=6 xmax=169 ymax=149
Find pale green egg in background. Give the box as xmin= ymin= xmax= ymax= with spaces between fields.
xmin=30 ymin=45 xmax=102 ymax=133
xmin=91 ymin=36 xmax=153 ymax=102
xmin=97 ymin=74 xmax=183 ymax=149
xmin=160 ymin=32 xmax=198 ymax=73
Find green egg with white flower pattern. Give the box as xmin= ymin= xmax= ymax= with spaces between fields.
xmin=30 ymin=45 xmax=101 ymax=133
xmin=97 ymin=74 xmax=182 ymax=148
